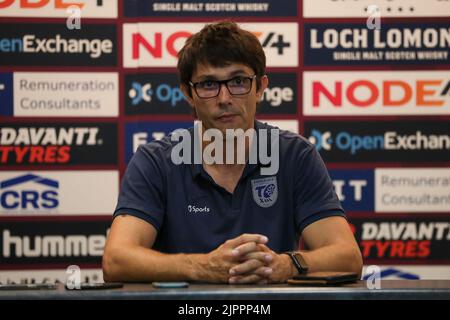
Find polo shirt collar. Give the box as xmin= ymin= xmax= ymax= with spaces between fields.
xmin=189 ymin=120 xmax=273 ymax=180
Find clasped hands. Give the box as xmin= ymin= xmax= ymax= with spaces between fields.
xmin=203 ymin=233 xmax=294 ymax=284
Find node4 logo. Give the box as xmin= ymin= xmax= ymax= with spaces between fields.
xmin=0 ymin=0 xmax=118 ymax=18
xmin=251 ymin=176 xmax=278 ymax=208
xmin=303 ymin=71 xmax=450 ymax=116
xmin=123 ymin=23 xmax=298 ymax=67
xmin=128 ymin=81 xmax=185 ymax=107
xmin=0 ymin=174 xmax=59 ymax=211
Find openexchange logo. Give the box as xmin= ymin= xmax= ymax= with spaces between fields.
xmin=128 ymin=81 xmax=185 ymax=107
xmin=308 ymin=130 xmax=450 ymax=154
xmin=0 ymin=174 xmax=59 ymax=210
xmin=0 ymin=35 xmax=113 ymax=59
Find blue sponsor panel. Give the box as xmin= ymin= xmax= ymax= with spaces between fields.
xmin=304 ymin=23 xmax=450 ymax=66
xmin=305 ymin=121 xmax=450 ymax=163
xmin=125 ymin=73 xmax=190 ymax=115
xmin=0 ymin=72 xmax=13 ymax=116
xmin=0 ymin=23 xmax=117 ymax=66
xmin=125 ymin=121 xmax=193 ymax=163
xmin=329 ymin=169 xmax=374 ymax=212
xmin=258 ymin=72 xmax=297 ymax=115
xmin=124 ymin=0 xmax=297 ymax=17
xmin=362 ymin=267 xmax=419 ymax=281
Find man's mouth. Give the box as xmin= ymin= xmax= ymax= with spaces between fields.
xmin=216 ymin=113 xmax=238 ymax=122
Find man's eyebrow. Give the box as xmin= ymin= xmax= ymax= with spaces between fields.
xmin=195 ymin=70 xmax=250 ymax=82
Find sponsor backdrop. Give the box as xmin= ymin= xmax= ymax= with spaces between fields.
xmin=0 ymin=0 xmax=449 ymax=284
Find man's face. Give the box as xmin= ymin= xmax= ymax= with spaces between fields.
xmin=183 ymin=63 xmax=268 ymax=134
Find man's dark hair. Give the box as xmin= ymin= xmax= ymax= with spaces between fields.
xmin=177 ymin=21 xmax=266 ymax=97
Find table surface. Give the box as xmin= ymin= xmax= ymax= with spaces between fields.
xmin=1 ymin=280 xmax=450 ymax=300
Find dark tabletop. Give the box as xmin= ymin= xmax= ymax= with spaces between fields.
xmin=1 ymin=280 xmax=450 ymax=300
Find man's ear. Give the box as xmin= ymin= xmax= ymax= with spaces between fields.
xmin=256 ymin=75 xmax=269 ymax=102
xmin=180 ymin=84 xmax=195 ymax=108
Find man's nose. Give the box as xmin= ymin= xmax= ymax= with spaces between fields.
xmin=217 ymin=83 xmax=233 ymax=103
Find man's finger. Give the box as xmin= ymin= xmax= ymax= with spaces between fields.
xmin=257 ymin=243 xmax=271 ymax=253
xmin=242 ymin=251 xmax=273 ymax=263
xmin=225 ymin=234 xmax=268 ymax=249
xmin=252 ymin=266 xmax=273 ymax=278
xmin=229 ymin=274 xmax=262 ymax=284
xmin=229 ymin=259 xmax=264 ymax=276
xmin=232 ymin=241 xmax=260 ymax=257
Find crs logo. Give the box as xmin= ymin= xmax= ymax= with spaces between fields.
xmin=0 ymin=174 xmax=59 ymax=211
xmin=308 ymin=129 xmax=332 ymax=151
xmin=128 ymin=81 xmax=185 ymax=107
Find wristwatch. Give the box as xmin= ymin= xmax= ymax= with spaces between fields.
xmin=283 ymin=251 xmax=309 ymax=275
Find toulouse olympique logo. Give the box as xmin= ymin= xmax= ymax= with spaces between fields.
xmin=0 ymin=219 xmax=110 ymax=267
xmin=0 ymin=23 xmax=117 ymax=66
xmin=251 ymin=176 xmax=278 ymax=208
xmin=123 ymin=0 xmax=297 ymax=17
xmin=350 ymin=217 xmax=450 ymax=262
xmin=304 ymin=23 xmax=450 ymax=66
xmin=305 ymin=121 xmax=450 ymax=163
xmin=0 ymin=124 xmax=117 ymax=166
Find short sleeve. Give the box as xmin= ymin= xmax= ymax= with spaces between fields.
xmin=113 ymin=145 xmax=166 ymax=231
xmin=293 ymin=144 xmax=345 ymax=234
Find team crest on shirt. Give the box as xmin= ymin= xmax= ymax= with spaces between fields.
xmin=251 ymin=176 xmax=278 ymax=208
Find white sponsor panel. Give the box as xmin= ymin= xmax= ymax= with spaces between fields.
xmin=303 ymin=71 xmax=450 ymax=116
xmin=0 ymin=171 xmax=118 ymax=215
xmin=123 ymin=22 xmax=298 ymax=68
xmin=260 ymin=119 xmax=298 ymax=134
xmin=375 ymin=168 xmax=450 ymax=212
xmin=0 ymin=0 xmax=118 ymax=18
xmin=14 ymin=72 xmax=118 ymax=117
xmin=0 ymin=269 xmax=103 ymax=284
xmin=362 ymin=265 xmax=450 ymax=280
xmin=304 ymin=0 xmax=450 ymax=18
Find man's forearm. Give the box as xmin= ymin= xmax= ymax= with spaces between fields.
xmin=103 ymin=245 xmax=206 ymax=282
xmin=292 ymin=244 xmax=363 ymax=277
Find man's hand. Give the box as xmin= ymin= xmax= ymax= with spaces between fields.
xmin=228 ymin=244 xmax=295 ymax=284
xmin=193 ymin=234 xmax=272 ymax=284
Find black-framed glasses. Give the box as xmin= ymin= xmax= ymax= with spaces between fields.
xmin=189 ymin=75 xmax=257 ymax=99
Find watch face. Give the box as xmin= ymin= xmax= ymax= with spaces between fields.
xmin=294 ymin=253 xmax=309 ymax=270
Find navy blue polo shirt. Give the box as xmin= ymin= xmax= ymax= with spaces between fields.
xmin=113 ymin=120 xmax=345 ymax=253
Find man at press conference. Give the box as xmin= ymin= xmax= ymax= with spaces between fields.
xmin=102 ymin=21 xmax=363 ymax=284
